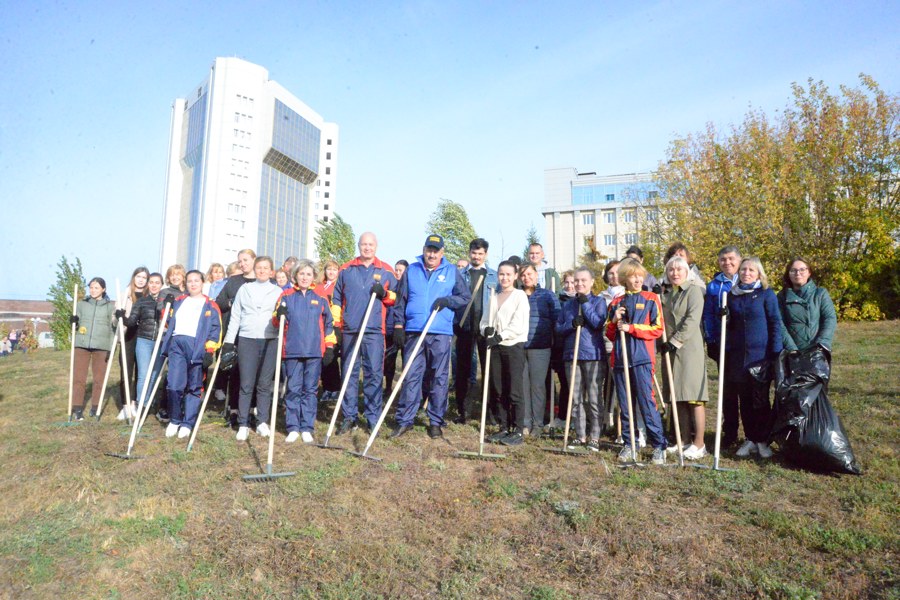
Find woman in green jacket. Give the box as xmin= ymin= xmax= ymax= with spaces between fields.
xmin=71 ymin=277 xmax=119 ymax=420
xmin=777 ymin=259 xmax=837 ymax=352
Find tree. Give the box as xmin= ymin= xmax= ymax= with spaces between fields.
xmin=655 ymin=75 xmax=900 ymax=319
xmin=425 ymin=198 xmax=478 ymax=263
xmin=47 ymin=255 xmax=86 ymax=350
xmin=314 ymin=213 xmax=356 ymax=265
xmin=522 ymin=223 xmax=541 ymax=259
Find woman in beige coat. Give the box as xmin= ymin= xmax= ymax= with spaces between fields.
xmin=660 ymin=255 xmax=708 ymax=459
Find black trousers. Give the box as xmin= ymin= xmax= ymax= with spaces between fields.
xmin=455 ymin=331 xmax=487 ymax=417
xmin=737 ymin=375 xmax=773 ymax=443
xmin=118 ymin=331 xmax=137 ymax=408
xmin=489 ymin=343 xmax=526 ymax=431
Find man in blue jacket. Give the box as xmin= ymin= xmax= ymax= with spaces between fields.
xmin=453 ymin=238 xmax=497 ymax=423
xmin=332 ymin=232 xmax=399 ymax=433
xmin=392 ymin=235 xmax=471 ymax=439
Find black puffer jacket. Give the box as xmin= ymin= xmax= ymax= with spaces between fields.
xmin=125 ymin=294 xmax=167 ymax=341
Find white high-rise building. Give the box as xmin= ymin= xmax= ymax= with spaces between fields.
xmin=160 ymin=57 xmax=338 ymax=270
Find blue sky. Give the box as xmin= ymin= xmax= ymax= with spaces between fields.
xmin=1 ymin=1 xmax=898 ymax=299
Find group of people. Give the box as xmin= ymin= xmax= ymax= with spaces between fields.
xmin=68 ymin=234 xmax=837 ymax=464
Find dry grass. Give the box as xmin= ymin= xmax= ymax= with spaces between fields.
xmin=0 ymin=322 xmax=897 ymax=599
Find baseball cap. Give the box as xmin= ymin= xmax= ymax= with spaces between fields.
xmin=424 ymin=234 xmax=444 ymax=249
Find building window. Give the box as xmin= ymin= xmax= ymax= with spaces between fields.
xmin=605 ymin=193 xmax=615 ymax=202
xmin=326 ymin=152 xmax=332 ymax=160
xmin=323 ymin=216 xmax=329 ymax=222
xmin=623 ymin=210 xmax=636 ymax=223
xmin=625 ymin=233 xmax=638 ymax=244
xmin=327 ymin=139 xmax=332 ymax=145
xmin=324 ymin=204 xmax=329 ymax=210
xmin=646 ymin=208 xmax=659 ymax=221
xmin=315 ymin=203 xmax=319 ymax=210
xmin=324 ymin=192 xmax=330 ymax=198
xmin=315 ymin=191 xmax=320 ymax=198
xmin=325 ymin=167 xmax=331 ymax=175
xmin=603 ymin=211 xmax=615 ymax=224
xmin=604 ymin=234 xmax=616 ymax=246
xmin=325 ymin=181 xmax=330 ymax=187
xmin=582 ymin=213 xmax=595 ymax=225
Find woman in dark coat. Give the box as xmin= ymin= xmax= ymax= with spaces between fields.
xmin=777 ymin=258 xmax=837 ymax=353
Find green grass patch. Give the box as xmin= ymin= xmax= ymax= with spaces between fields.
xmin=104 ymin=513 xmax=187 ymax=544
xmin=483 ymin=475 xmax=519 ymax=499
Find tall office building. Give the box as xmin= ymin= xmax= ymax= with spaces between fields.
xmin=160 ymin=57 xmax=338 ymax=270
xmin=542 ymin=168 xmax=660 ymax=271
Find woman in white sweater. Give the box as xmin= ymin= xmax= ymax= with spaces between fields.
xmin=220 ymin=256 xmax=283 ymax=441
xmin=480 ymin=261 xmax=530 ymax=446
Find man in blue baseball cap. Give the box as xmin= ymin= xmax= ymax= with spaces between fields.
xmin=391 ymin=234 xmax=471 ymax=438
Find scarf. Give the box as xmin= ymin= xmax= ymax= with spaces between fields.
xmin=731 ymin=280 xmax=762 ymax=295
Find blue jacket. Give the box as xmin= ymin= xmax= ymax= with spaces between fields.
xmin=395 ymin=256 xmax=471 ymax=335
xmin=606 ymin=291 xmax=663 ymax=369
xmin=454 ymin=265 xmax=498 ymax=333
xmin=332 ymin=257 xmax=398 ymax=335
xmin=277 ymin=288 xmax=335 ymax=359
xmin=703 ymin=272 xmax=738 ymax=344
xmin=161 ymin=295 xmax=222 ymax=363
xmin=555 ymin=293 xmax=607 ymax=361
xmin=726 ymin=286 xmax=784 ymax=370
xmin=526 ymin=288 xmax=561 ymax=349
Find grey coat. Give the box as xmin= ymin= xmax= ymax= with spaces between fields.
xmin=660 ymin=284 xmax=708 ymax=403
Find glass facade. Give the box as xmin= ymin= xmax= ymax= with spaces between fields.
xmin=181 ymin=94 xmax=208 ymax=269
xmin=571 ymin=181 xmax=659 ymax=206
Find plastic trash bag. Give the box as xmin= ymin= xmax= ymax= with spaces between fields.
xmin=772 ymin=347 xmax=861 ymax=475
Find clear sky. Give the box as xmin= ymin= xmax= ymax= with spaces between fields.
xmin=1 ymin=0 xmax=897 ymax=299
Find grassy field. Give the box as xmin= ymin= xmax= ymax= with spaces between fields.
xmin=0 ymin=322 xmax=897 ymax=600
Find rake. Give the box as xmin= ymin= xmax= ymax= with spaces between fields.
xmin=455 ymin=289 xmax=504 ymax=461
xmin=347 ymin=309 xmax=439 ymax=462
xmin=93 ymin=329 xmax=120 ymax=422
xmin=244 ymin=315 xmax=296 ymax=481
xmin=617 ymin=326 xmax=646 ymax=469
xmin=318 ymin=292 xmax=377 ymax=451
xmin=544 ymin=306 xmax=591 ymax=457
xmin=186 ymin=353 xmax=223 ymax=452
xmin=55 ymin=284 xmax=81 ymax=427
xmin=137 ymin=357 xmax=168 ymax=433
xmin=710 ymin=293 xmax=736 ymax=472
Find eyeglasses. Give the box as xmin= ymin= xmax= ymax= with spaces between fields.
xmin=789 ymin=268 xmax=809 ymax=274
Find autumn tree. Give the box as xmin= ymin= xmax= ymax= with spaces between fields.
xmin=425 ymin=198 xmax=478 ymax=263
xmin=655 ymin=75 xmax=899 ymax=319
xmin=314 ymin=213 xmax=356 ymax=265
xmin=47 ymin=255 xmax=86 ymax=350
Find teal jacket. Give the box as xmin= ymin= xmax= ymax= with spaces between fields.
xmin=777 ymin=281 xmax=837 ymax=351
xmin=74 ymin=297 xmax=116 ymax=351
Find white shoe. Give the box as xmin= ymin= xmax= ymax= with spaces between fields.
xmin=756 ymin=442 xmax=773 ymax=458
xmin=256 ymin=422 xmax=271 ymax=437
xmin=735 ymin=440 xmax=757 ymax=457
xmin=236 ymin=426 xmax=249 ymax=441
xmin=301 ymin=432 xmax=314 ymax=444
xmin=214 ymin=389 xmax=226 ymax=401
xmin=177 ymin=426 xmax=191 ymax=439
xmin=637 ymin=433 xmax=647 ymax=449
xmin=666 ymin=443 xmax=690 ymax=455
xmin=683 ymin=444 xmax=708 ymax=459
xmin=117 ymin=408 xmax=127 ymax=421
xmin=165 ymin=423 xmax=179 ymax=438
xmin=285 ymin=431 xmax=300 ymax=443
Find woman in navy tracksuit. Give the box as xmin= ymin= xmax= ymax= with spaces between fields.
xmin=726 ymin=257 xmax=783 ymax=459
xmin=161 ymin=270 xmax=222 ymax=439
xmin=277 ymin=259 xmax=336 ymax=444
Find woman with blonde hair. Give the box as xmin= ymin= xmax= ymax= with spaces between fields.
xmin=314 ymin=258 xmax=342 ymax=400
xmin=204 ymin=262 xmax=226 ymax=299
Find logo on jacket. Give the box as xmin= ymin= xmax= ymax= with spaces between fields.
xmin=438 ymin=275 xmax=446 ymax=282
xmin=311 ymin=300 xmax=319 ymax=305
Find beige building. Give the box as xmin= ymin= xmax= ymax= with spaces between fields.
xmin=542 ymin=168 xmax=660 ymax=271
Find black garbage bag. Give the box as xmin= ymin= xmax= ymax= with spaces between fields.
xmin=772 ymin=347 xmax=861 ymax=475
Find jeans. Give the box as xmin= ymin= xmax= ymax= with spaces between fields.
xmin=134 ymin=337 xmax=164 ymax=410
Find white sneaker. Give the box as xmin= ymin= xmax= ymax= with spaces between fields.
xmin=214 ymin=389 xmax=226 ymax=401
xmin=236 ymin=426 xmax=249 ymax=441
xmin=285 ymin=431 xmax=300 ymax=443
xmin=684 ymin=444 xmax=708 ymax=459
xmin=117 ymin=408 xmax=127 ymax=421
xmin=256 ymin=422 xmax=271 ymax=438
xmin=165 ymin=423 xmax=179 ymax=438
xmin=736 ymin=440 xmax=758 ymax=457
xmin=756 ymin=442 xmax=773 ymax=458
xmin=666 ymin=443 xmax=690 ymax=455
xmin=177 ymin=426 xmax=191 ymax=439
xmin=300 ymin=432 xmax=314 ymax=444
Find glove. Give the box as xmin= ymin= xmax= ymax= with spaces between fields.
xmin=114 ymin=308 xmax=126 ymax=320
xmin=322 ymin=347 xmax=335 ymax=368
xmin=575 ymin=293 xmax=589 ymax=305
xmin=69 ymin=315 xmax=79 ymax=326
xmin=370 ymin=282 xmax=386 ymax=300
xmin=431 ymin=297 xmax=452 ymax=312
xmin=706 ymin=343 xmax=720 ymax=361
xmin=275 ymin=302 xmax=288 ymax=319
xmin=334 ymin=328 xmax=343 ymax=347
xmin=652 ymin=284 xmax=662 ymax=295
xmin=483 ymin=326 xmax=496 ymax=338
xmin=572 ymin=315 xmax=585 ymax=328
xmin=202 ymin=352 xmax=215 ymax=369
xmin=219 ymin=343 xmax=237 ymax=371
xmin=485 ymin=334 xmax=502 ymax=348
xmin=393 ymin=327 xmax=406 ymax=348
xmin=718 ymin=306 xmax=729 ymax=317
xmin=163 ymin=294 xmax=176 ymax=306
xmin=660 ymin=341 xmax=676 ymax=354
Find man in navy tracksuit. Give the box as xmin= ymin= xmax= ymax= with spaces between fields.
xmin=392 ymin=235 xmax=471 ymax=439
xmin=332 ymin=232 xmax=398 ymax=433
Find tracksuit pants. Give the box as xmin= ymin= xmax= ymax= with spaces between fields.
xmin=614 ymin=363 xmax=666 ymax=450
xmin=567 ymin=359 xmax=607 ymax=440
xmin=166 ymin=336 xmax=205 ymax=429
xmin=340 ymin=332 xmax=385 ymax=429
xmin=284 ymin=358 xmax=321 ymax=433
xmin=236 ymin=336 xmax=276 ymax=427
xmin=72 ymin=348 xmax=109 ymax=411
xmin=395 ymin=333 xmax=451 ymax=427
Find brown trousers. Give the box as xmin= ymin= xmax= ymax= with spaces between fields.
xmin=73 ymin=348 xmax=110 ymax=410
